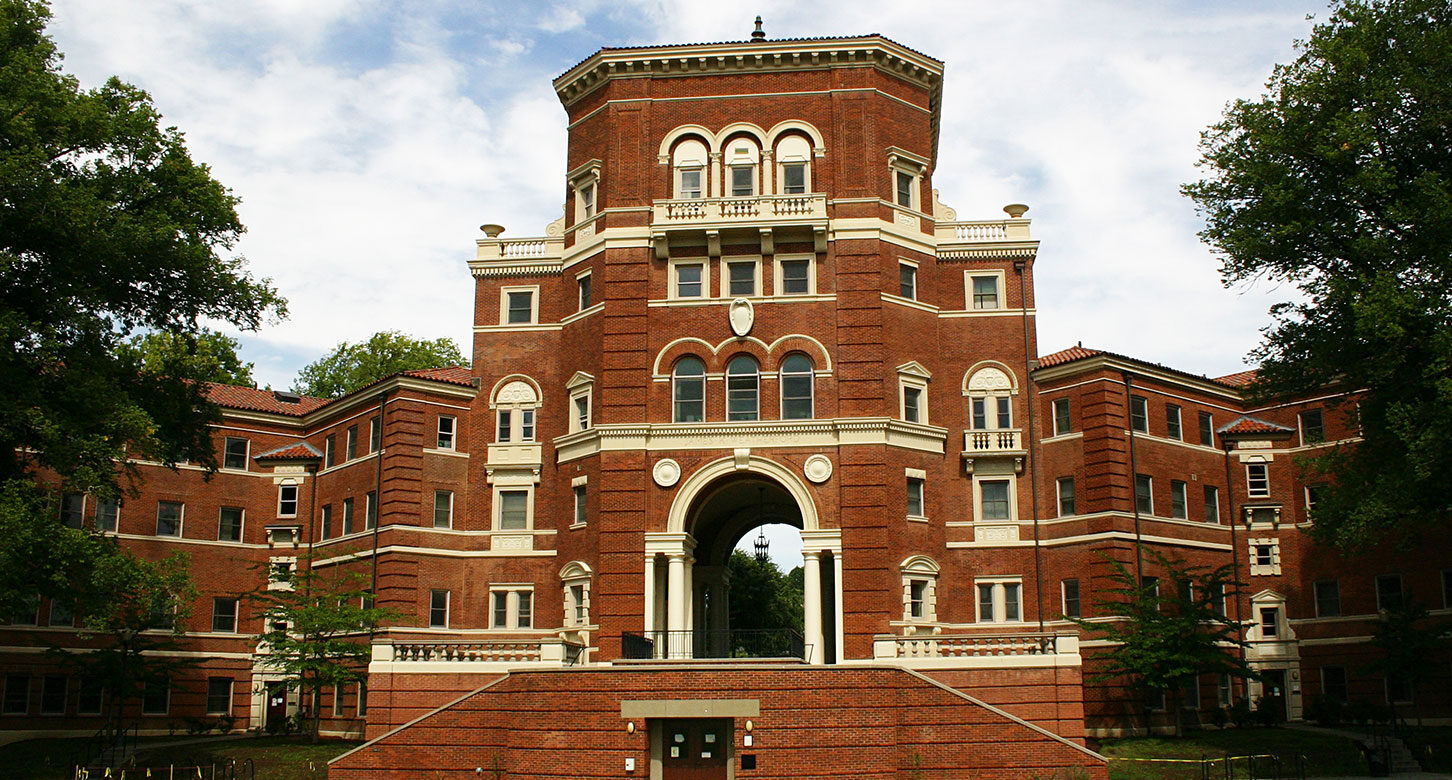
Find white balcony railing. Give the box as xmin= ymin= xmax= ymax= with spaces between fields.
xmin=934 ymin=219 xmax=1032 ymax=242
xmin=378 ymin=637 xmax=585 ymax=667
xmin=651 ymin=193 xmax=827 ymax=227
xmin=874 ymin=631 xmax=1080 ymax=667
xmin=963 ymin=428 xmax=1023 ymax=454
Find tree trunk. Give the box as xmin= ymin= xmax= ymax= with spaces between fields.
xmin=1169 ymin=688 xmax=1184 ymax=738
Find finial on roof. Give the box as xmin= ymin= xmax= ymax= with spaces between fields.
xmin=751 ymin=16 xmax=766 ymax=41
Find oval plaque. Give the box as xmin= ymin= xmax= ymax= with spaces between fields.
xmin=728 ymin=297 xmax=754 ymax=337
xmin=803 ymin=454 xmax=833 ymax=484
xmin=653 ymin=458 xmax=681 ymax=487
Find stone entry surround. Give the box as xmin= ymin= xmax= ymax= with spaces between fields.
xmin=329 ymin=665 xmax=1107 ymax=780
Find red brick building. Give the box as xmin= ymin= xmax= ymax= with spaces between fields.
xmin=3 ymin=29 xmax=1448 ymax=779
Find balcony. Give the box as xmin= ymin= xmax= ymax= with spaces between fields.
xmin=620 ymin=629 xmax=807 ymax=662
xmin=650 ymin=194 xmax=828 ymax=258
xmin=961 ymin=428 xmax=1027 ymax=473
xmin=373 ymin=637 xmax=586 ymax=671
xmin=873 ymin=631 xmax=1080 ymax=669
xmin=935 ymin=218 xmax=1038 ymax=262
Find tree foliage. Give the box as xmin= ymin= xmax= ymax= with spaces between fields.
xmin=249 ymin=559 xmax=399 ymax=742
xmin=292 ymin=330 xmax=468 ymax=398
xmin=1183 ymin=0 xmax=1452 ymax=550
xmin=726 ymin=549 xmax=803 ymax=636
xmin=1367 ymin=598 xmax=1451 ymax=724
xmin=0 ymin=0 xmax=284 ymax=489
xmin=1070 ymin=549 xmax=1255 ymax=737
xmin=122 ymin=329 xmax=256 ymax=387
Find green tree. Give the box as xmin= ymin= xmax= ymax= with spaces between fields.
xmin=292 ymin=330 xmax=468 ymax=398
xmin=0 ymin=0 xmax=284 ymax=606
xmin=122 ymin=329 xmax=256 ymax=387
xmin=249 ymin=558 xmax=400 ymax=742
xmin=727 ymin=549 xmax=804 ymax=638
xmin=1069 ymin=549 xmax=1255 ymax=737
xmin=1367 ymin=599 xmax=1451 ymax=726
xmin=1183 ymin=0 xmax=1452 ymax=550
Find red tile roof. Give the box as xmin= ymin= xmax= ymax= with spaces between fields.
xmin=1215 ymin=370 xmax=1259 ymax=387
xmin=399 ymin=366 xmax=475 ymax=387
xmin=1218 ymin=416 xmax=1294 ymax=436
xmin=254 ymin=442 xmax=324 ymax=461
xmin=1036 ymin=345 xmax=1256 ymax=390
xmin=203 ymin=384 xmax=329 ymax=417
xmin=1036 ymin=346 xmax=1104 ymax=368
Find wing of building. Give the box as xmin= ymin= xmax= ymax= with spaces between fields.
xmin=5 ymin=27 xmax=1448 ymax=780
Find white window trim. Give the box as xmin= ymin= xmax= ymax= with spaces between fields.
xmin=156 ymin=500 xmax=184 ymax=537
xmin=498 ymin=285 xmax=540 ymax=325
xmin=775 ymin=150 xmax=811 ymax=196
xmin=1061 ymin=579 xmax=1082 ymax=618
xmin=772 ymin=253 xmax=816 ymax=296
xmin=905 ymin=468 xmax=927 ymax=522
xmin=218 ymin=506 xmax=245 ymax=542
xmin=1055 ymin=476 xmax=1075 ymax=518
xmin=576 ymin=269 xmax=593 ymax=312
xmin=1199 ymin=411 xmax=1216 ymax=447
xmin=974 ymin=474 xmax=1019 ymax=523
xmin=277 ymin=481 xmax=299 ymax=518
xmin=719 ymin=256 xmax=762 ymax=298
xmin=671 ymin=358 xmax=707 ymax=423
xmin=1170 ymin=480 xmax=1188 ymax=519
xmin=1246 ymin=461 xmax=1270 ymax=498
xmin=429 ymin=589 xmax=450 ymax=628
xmin=778 ymin=354 xmax=815 ymax=420
xmin=899 ymin=556 xmax=940 ymax=623
xmin=568 ymin=158 xmax=602 ymax=225
xmin=1052 ymin=398 xmax=1071 ymax=436
xmin=222 ymin=437 xmax=250 ymax=471
xmin=1248 ymin=537 xmax=1282 ymax=576
xmin=571 ymin=477 xmax=588 ymax=529
xmin=887 ymin=147 xmax=929 ymax=212
xmin=1166 ymin=404 xmax=1183 ymax=441
xmin=898 ymin=258 xmax=919 ymax=301
xmin=561 ymin=563 xmax=593 ymax=628
xmin=437 ymin=415 xmax=458 ymax=450
xmin=1135 ymin=474 xmax=1154 ymax=515
xmin=964 ymin=269 xmax=1006 ymax=311
xmin=491 ymin=485 xmax=535 ymax=532
xmin=669 ymin=257 xmax=710 ymax=300
xmin=974 ymin=577 xmax=1025 ymax=624
xmin=433 ymin=490 xmax=454 ymax=530
xmin=1299 ymin=409 xmax=1324 ymax=446
xmin=897 ymin=361 xmax=931 ymax=424
xmin=489 ymin=586 xmax=536 ymax=629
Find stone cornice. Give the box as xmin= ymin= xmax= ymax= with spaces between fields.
xmin=553 ymin=417 xmax=948 ymax=463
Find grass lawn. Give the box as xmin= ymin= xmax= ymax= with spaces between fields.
xmin=1097 ymin=727 xmax=1369 ymax=780
xmin=0 ymin=734 xmax=360 ymax=780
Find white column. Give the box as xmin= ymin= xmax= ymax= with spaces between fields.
xmin=803 ymin=549 xmax=823 ymax=664
xmin=643 ymin=555 xmax=657 ymax=634
xmin=667 ymin=553 xmax=687 ymax=635
xmin=832 ymin=552 xmax=845 ymax=664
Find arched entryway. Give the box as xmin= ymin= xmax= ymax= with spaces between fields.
xmin=642 ymin=455 xmax=842 ymax=663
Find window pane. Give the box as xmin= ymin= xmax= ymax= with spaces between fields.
xmin=95 ymin=498 xmax=118 ymax=532
xmin=1053 ymin=398 xmax=1071 ymax=435
xmin=904 ymin=387 xmax=921 ymax=423
xmin=899 ymin=264 xmax=916 ymax=299
xmin=574 ymin=486 xmax=587 ymax=526
xmin=1171 ymin=481 xmax=1187 ymax=519
xmin=1166 ymin=404 xmax=1182 ymax=440
xmin=156 ymin=501 xmax=182 ymax=536
xmin=578 ymin=275 xmax=592 ymax=309
xmin=977 ymin=584 xmax=995 ymax=622
xmin=676 ymin=264 xmax=703 ymax=298
xmin=1301 ymin=409 xmax=1324 ymax=444
xmin=61 ymin=492 xmax=85 ymax=529
xmin=1062 ymin=579 xmax=1081 ymax=618
xmin=429 ymin=590 xmax=449 ymax=627
xmin=433 ymin=491 xmax=452 ymax=529
xmin=971 ymin=397 xmax=986 ymax=429
xmin=726 ymin=356 xmax=759 ymax=421
xmin=1315 ymin=580 xmax=1341 ymax=617
xmin=906 ymin=478 xmax=924 ymax=517
xmin=212 ymin=598 xmax=237 ymax=633
xmin=673 ymin=358 xmax=705 ymax=423
xmin=995 ymin=396 xmax=1012 ymax=429
xmin=782 ymin=163 xmax=805 ymax=194
xmin=680 ymin=168 xmax=702 ymax=198
xmin=730 ymin=165 xmax=753 ymax=197
xmin=1199 ymin=411 xmax=1214 ymax=446
xmin=219 ymin=507 xmax=243 ymax=542
xmin=345 ymin=426 xmax=357 ymax=460
xmin=1057 ymin=477 xmax=1075 ymax=516
xmin=1203 ymin=486 xmax=1220 ymax=523
xmin=507 ymin=291 xmax=533 ymax=323
xmin=499 ymin=491 xmax=528 ymax=530
xmin=521 ymin=409 xmax=535 ymax=441
xmin=780 ymin=354 xmax=814 ymax=420
xmin=971 ymin=275 xmax=998 ymax=309
xmin=1247 ymin=463 xmax=1269 ymax=497
xmin=206 ymin=678 xmax=232 ymax=715
xmin=980 ymin=480 xmax=1010 ymax=521
xmin=437 ymin=416 xmax=455 ymax=449
xmin=279 ymin=484 xmax=298 ymax=516
xmin=492 ymin=592 xmax=508 ymax=627
xmin=780 ymin=259 xmax=809 ymax=294
xmin=1134 ymin=475 xmax=1153 ymax=514
xmin=224 ymin=437 xmax=248 ymax=470
xmin=728 ymin=262 xmax=755 ymax=296
xmin=516 ymin=591 xmax=532 ymax=628
xmin=1003 ymin=584 xmax=1021 ymax=622
xmin=1130 ymin=396 xmax=1148 ymax=433
xmin=896 ymin=170 xmax=913 ymax=207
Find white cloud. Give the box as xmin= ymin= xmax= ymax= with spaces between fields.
xmin=43 ymin=0 xmax=1331 ymax=388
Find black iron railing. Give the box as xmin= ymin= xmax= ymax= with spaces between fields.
xmin=620 ymin=629 xmax=806 ymax=661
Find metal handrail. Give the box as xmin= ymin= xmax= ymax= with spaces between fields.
xmin=621 ymin=628 xmax=806 ymax=660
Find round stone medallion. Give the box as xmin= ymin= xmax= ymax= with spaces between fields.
xmin=652 ymin=458 xmax=681 ymax=487
xmin=803 ymin=454 xmax=833 ymax=484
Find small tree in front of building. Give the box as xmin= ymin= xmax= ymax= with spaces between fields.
xmin=1070 ymin=548 xmax=1256 ymax=737
xmin=249 ymin=557 xmax=400 ymax=742
xmin=1367 ymin=598 xmax=1451 ymax=728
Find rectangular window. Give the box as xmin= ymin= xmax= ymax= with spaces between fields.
xmin=1052 ymin=398 xmax=1071 ymax=435
xmin=49 ymin=599 xmax=74 ymax=627
xmin=206 ymin=678 xmax=232 ymax=715
xmin=345 ymin=426 xmax=357 ymax=460
xmin=498 ymin=490 xmax=528 ymax=530
xmin=433 ymin=491 xmax=453 ymax=529
xmin=1134 ymin=474 xmax=1153 ymax=515
xmin=496 ymin=409 xmax=511 ymax=443
xmin=95 ymin=498 xmax=118 ymax=532
xmin=1141 ymin=576 xmax=1159 ymax=597
xmin=906 ymin=477 xmax=925 ymax=518
xmin=142 ymin=678 xmax=169 ymax=714
xmin=727 ymin=261 xmax=756 ymax=296
xmin=730 ymin=165 xmax=753 ymax=197
xmin=1203 ymin=485 xmax=1221 ymax=524
xmin=1305 ymin=484 xmax=1326 ymax=521
xmin=1322 ymin=666 xmax=1348 ymax=703
xmin=218 ymin=507 xmax=243 ymax=542
xmin=1056 ymin=477 xmax=1075 ymax=517
xmin=211 ymin=597 xmax=238 ymax=633
xmin=980 ymin=479 xmax=1011 ymax=521
xmin=908 ymin=580 xmax=928 ymax=619
xmin=429 ymin=589 xmax=449 ymax=628
xmin=223 ymin=437 xmax=249 ymax=470
xmin=578 ymin=273 xmax=592 ymax=310
xmin=779 ymin=259 xmax=810 ymax=295
xmin=506 ymin=290 xmax=534 ymax=324
xmin=278 ymin=484 xmax=299 ymax=517
xmin=1375 ymin=574 xmax=1403 ymax=611
xmin=342 ymin=497 xmax=354 ymax=535
xmin=898 ymin=263 xmax=917 ymax=300
xmin=437 ymin=416 xmax=456 ymax=450
xmin=1180 ymin=677 xmax=1201 ymax=710
xmin=782 ymin=162 xmax=806 ymax=194
xmin=574 ymin=395 xmax=590 ymax=431
xmin=1003 ymin=583 xmax=1021 ymax=622
xmin=1165 ymin=404 xmax=1182 ymax=440
xmin=1219 ymin=674 xmax=1233 ymax=708
xmin=1259 ymin=607 xmax=1280 ymax=638
xmin=1170 ymin=480 xmax=1188 ymax=519
xmin=369 ymin=415 xmax=382 ymax=452
xmin=1129 ymin=395 xmax=1148 ymax=433
xmin=492 ymin=591 xmax=508 ymax=628
xmin=1315 ymin=580 xmax=1341 ymax=617
xmin=895 ymin=170 xmax=913 ymax=208
xmin=579 ymin=183 xmax=595 ymax=218
xmin=365 ymin=491 xmax=377 ymax=530
xmin=573 ymin=485 xmax=587 ymax=526
xmin=516 ymin=591 xmax=532 ymax=628
xmin=902 ymin=386 xmax=922 ymax=423
xmin=320 ymin=504 xmax=333 ymax=540
xmin=1062 ymin=579 xmax=1081 ymax=619
xmin=78 ymin=678 xmax=102 ymax=715
xmin=2 ymin=675 xmax=27 ymax=714
xmin=970 ymin=275 xmax=999 ymax=309
xmin=977 ymin=584 xmax=995 ymax=623
xmin=995 ymin=396 xmax=1012 ymax=429
xmin=358 ymin=681 xmax=367 ymax=716
xmin=325 ymin=434 xmax=336 ymax=468
xmin=679 ymin=168 xmax=703 ymax=199
xmin=61 ymin=492 xmax=85 ymax=529
xmin=1254 ymin=544 xmax=1274 ymax=568
xmin=1199 ymin=411 xmax=1214 ymax=446
xmin=1246 ymin=463 xmax=1269 ymax=497
xmin=331 ymin=684 xmax=345 ymax=717
xmin=39 ymin=676 xmax=65 ymax=715
xmin=155 ymin=501 xmax=183 ymax=537
xmin=676 ymin=263 xmax=704 ymax=298
xmin=1300 ymin=409 xmax=1325 ymax=444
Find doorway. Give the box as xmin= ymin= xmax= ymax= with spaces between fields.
xmin=1260 ymin=670 xmax=1287 ymax=722
xmin=265 ymin=681 xmax=288 ymax=732
xmin=661 ymin=718 xmax=731 ymax=780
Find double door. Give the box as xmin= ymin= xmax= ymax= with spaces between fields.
xmin=662 ymin=718 xmax=730 ymax=780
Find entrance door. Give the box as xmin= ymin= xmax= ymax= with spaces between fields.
xmin=662 ymin=718 xmax=730 ymax=780
xmin=1260 ymin=670 xmax=1287 ymax=722
xmin=265 ymin=682 xmax=288 ymax=732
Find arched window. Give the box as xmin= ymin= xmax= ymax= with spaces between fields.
xmin=672 ymin=138 xmax=708 ymax=199
xmin=672 ymin=358 xmax=706 ymax=423
xmin=725 ymin=355 xmax=759 ymax=421
xmin=966 ymin=366 xmax=1015 ymax=430
xmin=723 ymin=138 xmax=760 ymax=197
xmin=780 ymin=353 xmax=814 ymax=420
xmin=492 ymin=379 xmax=540 ymax=442
xmin=775 ymin=135 xmax=812 ymax=195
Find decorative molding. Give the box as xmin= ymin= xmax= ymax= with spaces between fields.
xmin=555 ymin=418 xmax=948 ymax=463
xmin=803 ymin=454 xmax=833 ymax=483
xmin=652 ymin=459 xmax=681 ymax=487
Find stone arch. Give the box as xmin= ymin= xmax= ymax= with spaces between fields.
xmin=666 ymin=454 xmax=820 ymax=534
xmin=712 ymin=122 xmax=768 ymax=150
xmin=765 ymin=333 xmax=833 ymax=372
xmin=488 ymin=374 xmax=543 ymax=407
xmin=766 ymin=119 xmax=826 ymax=152
xmin=963 ymin=360 xmax=1019 ymax=395
xmin=657 ymin=124 xmax=717 ymax=161
xmin=899 ymin=554 xmax=940 ymax=575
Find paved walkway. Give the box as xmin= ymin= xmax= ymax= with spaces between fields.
xmin=1307 ymin=774 xmax=1451 ymax=780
